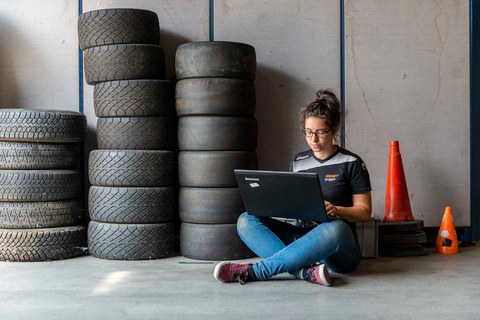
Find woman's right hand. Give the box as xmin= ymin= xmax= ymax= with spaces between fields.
xmin=324 ymin=201 xmax=339 ymax=219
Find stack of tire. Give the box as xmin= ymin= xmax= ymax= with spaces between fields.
xmin=378 ymin=220 xmax=428 ymax=256
xmin=0 ymin=109 xmax=87 ymax=262
xmin=175 ymin=41 xmax=258 ymax=260
xmin=79 ymin=8 xmax=178 ymax=260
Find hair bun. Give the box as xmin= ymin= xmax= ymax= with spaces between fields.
xmin=315 ymin=90 xmax=323 ymax=100
xmin=315 ymin=89 xmax=334 ymax=100
xmin=300 ymin=88 xmax=342 ymax=134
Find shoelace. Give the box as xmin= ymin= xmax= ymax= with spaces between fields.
xmin=234 ymin=269 xmax=249 ymax=285
xmin=303 ymin=267 xmax=318 ymax=284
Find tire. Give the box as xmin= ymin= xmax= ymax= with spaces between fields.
xmin=179 ymin=151 xmax=257 ymax=187
xmin=175 ymin=41 xmax=256 ymax=80
xmin=89 ymin=150 xmax=176 ymax=187
xmin=84 ymin=44 xmax=165 ymax=84
xmin=88 ymin=221 xmax=179 ymax=260
xmin=97 ymin=117 xmax=177 ymax=150
xmin=0 ymin=142 xmax=79 ymax=169
xmin=379 ymin=231 xmax=427 ymax=245
xmin=178 ymin=116 xmax=257 ymax=151
xmin=0 ymin=225 xmax=87 ymax=262
xmin=379 ymin=244 xmax=428 ymax=257
xmin=78 ymin=8 xmax=160 ymax=50
xmin=379 ymin=220 xmax=424 ymax=234
xmin=94 ymin=80 xmax=175 ymax=117
xmin=89 ymin=186 xmax=176 ymax=223
xmin=179 ymin=187 xmax=244 ymax=224
xmin=0 ymin=170 xmax=81 ymax=201
xmin=180 ymin=222 xmax=254 ymax=260
xmin=0 ymin=199 xmax=82 ymax=229
xmin=175 ymin=78 xmax=255 ymax=116
xmin=0 ymin=109 xmax=86 ymax=143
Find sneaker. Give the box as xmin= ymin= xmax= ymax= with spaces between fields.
xmin=302 ymin=264 xmax=331 ymax=286
xmin=213 ymin=262 xmax=251 ymax=285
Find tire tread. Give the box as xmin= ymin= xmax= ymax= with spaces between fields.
xmin=94 ymin=80 xmax=174 ymax=117
xmin=0 ymin=109 xmax=86 ymax=143
xmin=0 ymin=226 xmax=87 ymax=261
xmin=89 ymin=186 xmax=175 ymax=223
xmin=0 ymin=170 xmax=81 ymax=201
xmin=78 ymin=8 xmax=160 ymax=50
xmin=84 ymin=44 xmax=165 ymax=84
xmin=89 ymin=150 xmax=176 ymax=187
xmin=88 ymin=221 xmax=178 ymax=260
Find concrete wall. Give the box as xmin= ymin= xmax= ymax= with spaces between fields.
xmin=344 ymin=0 xmax=470 ymax=226
xmin=0 ymin=0 xmax=79 ymax=110
xmin=0 ymin=0 xmax=471 ymax=227
xmin=214 ymin=0 xmax=341 ymax=171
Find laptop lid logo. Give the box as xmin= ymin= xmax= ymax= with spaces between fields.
xmin=244 ymin=177 xmax=260 ymax=188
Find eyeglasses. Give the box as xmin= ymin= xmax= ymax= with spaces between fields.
xmin=302 ymin=129 xmax=331 ymax=138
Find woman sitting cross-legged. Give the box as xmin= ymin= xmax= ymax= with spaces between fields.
xmin=213 ymin=89 xmax=372 ymax=286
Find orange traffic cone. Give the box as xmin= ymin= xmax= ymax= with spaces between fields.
xmin=384 ymin=140 xmax=415 ymax=222
xmin=436 ymin=206 xmax=458 ymax=255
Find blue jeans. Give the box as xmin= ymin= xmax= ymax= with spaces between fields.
xmin=237 ymin=212 xmax=362 ymax=280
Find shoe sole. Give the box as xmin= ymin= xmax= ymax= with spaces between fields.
xmin=213 ymin=261 xmax=230 ymax=282
xmin=318 ymin=264 xmax=332 ymax=286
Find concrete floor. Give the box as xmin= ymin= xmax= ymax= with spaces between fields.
xmin=1 ymin=245 xmax=480 ymax=320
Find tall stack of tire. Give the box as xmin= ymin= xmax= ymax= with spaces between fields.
xmin=78 ymin=8 xmax=178 ymax=260
xmin=0 ymin=109 xmax=87 ymax=261
xmin=175 ymin=41 xmax=258 ymax=260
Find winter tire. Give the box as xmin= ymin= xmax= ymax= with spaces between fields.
xmin=97 ymin=117 xmax=176 ymax=150
xmin=0 ymin=170 xmax=81 ymax=201
xmin=178 ymin=116 xmax=257 ymax=151
xmin=88 ymin=221 xmax=178 ymax=260
xmin=89 ymin=186 xmax=176 ymax=223
xmin=175 ymin=41 xmax=256 ymax=80
xmin=0 ymin=225 xmax=87 ymax=262
xmin=0 ymin=109 xmax=86 ymax=143
xmin=0 ymin=142 xmax=79 ymax=169
xmin=0 ymin=199 xmax=82 ymax=229
xmin=78 ymin=8 xmax=160 ymax=50
xmin=175 ymin=78 xmax=255 ymax=116
xmin=178 ymin=151 xmax=257 ymax=187
xmin=89 ymin=150 xmax=176 ymax=187
xmin=179 ymin=187 xmax=244 ymax=224
xmin=84 ymin=44 xmax=165 ymax=84
xmin=94 ymin=80 xmax=175 ymax=117
xmin=180 ymin=222 xmax=254 ymax=260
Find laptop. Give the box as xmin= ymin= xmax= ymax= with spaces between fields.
xmin=234 ymin=169 xmax=329 ymax=222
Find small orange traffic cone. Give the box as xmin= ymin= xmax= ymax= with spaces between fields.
xmin=436 ymin=206 xmax=458 ymax=255
xmin=384 ymin=140 xmax=415 ymax=222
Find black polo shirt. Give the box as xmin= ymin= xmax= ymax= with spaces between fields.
xmin=289 ymin=146 xmax=371 ymax=229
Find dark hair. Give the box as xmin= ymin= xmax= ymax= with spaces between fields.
xmin=300 ymin=89 xmax=342 ymax=134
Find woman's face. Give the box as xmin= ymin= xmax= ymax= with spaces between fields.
xmin=304 ymin=116 xmax=334 ymax=153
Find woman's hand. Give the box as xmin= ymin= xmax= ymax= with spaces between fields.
xmin=324 ymin=192 xmax=372 ymax=222
xmin=324 ymin=201 xmax=339 ymax=219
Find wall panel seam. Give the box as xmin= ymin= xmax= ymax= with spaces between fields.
xmin=78 ymin=0 xmax=84 ymax=114
xmin=470 ymin=0 xmax=479 ymax=239
xmin=210 ymin=0 xmax=214 ymax=41
xmin=340 ymin=0 xmax=345 ymax=148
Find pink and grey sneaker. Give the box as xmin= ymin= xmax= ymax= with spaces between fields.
xmin=213 ymin=262 xmax=252 ymax=285
xmin=301 ymin=264 xmax=331 ymax=286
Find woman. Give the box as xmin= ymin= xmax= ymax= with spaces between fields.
xmin=213 ymin=89 xmax=372 ymax=286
